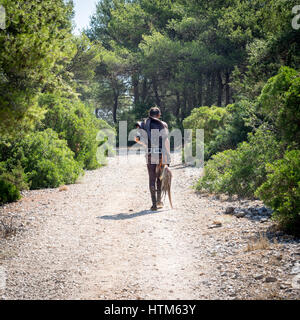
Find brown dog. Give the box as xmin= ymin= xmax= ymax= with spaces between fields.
xmin=158 ymin=165 xmax=173 ymax=209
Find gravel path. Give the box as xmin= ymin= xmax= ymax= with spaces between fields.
xmin=0 ymin=153 xmax=299 ymax=300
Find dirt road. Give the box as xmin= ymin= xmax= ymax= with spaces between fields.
xmin=0 ymin=153 xmax=299 ymax=300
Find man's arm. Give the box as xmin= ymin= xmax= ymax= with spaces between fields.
xmin=135 ymin=136 xmax=147 ymax=148
xmin=135 ymin=121 xmax=147 ymax=148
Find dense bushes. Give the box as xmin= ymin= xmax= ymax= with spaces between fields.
xmin=6 ymin=129 xmax=83 ymax=189
xmin=183 ymin=102 xmax=252 ymax=160
xmin=206 ymin=101 xmax=252 ymax=158
xmin=0 ymin=154 xmax=28 ymax=204
xmin=0 ymin=180 xmax=21 ymax=204
xmin=256 ymin=150 xmax=300 ymax=234
xmin=0 ymin=92 xmax=114 ymax=204
xmin=258 ymin=66 xmax=300 ymax=146
xmin=183 ymin=106 xmax=228 ymax=160
xmin=183 ymin=106 xmax=228 ymax=143
xmin=0 ymin=162 xmax=29 ymax=191
xmin=194 ymin=67 xmax=300 ymax=234
xmin=196 ymin=127 xmax=280 ymax=197
xmin=0 ymin=94 xmax=114 ymax=203
xmin=39 ymin=94 xmax=111 ymax=170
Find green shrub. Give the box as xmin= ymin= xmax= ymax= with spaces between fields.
xmin=195 ymin=148 xmax=236 ymax=194
xmin=183 ymin=103 xmax=253 ymax=161
xmin=183 ymin=106 xmax=228 ymax=143
xmin=10 ymin=129 xmax=83 ymax=189
xmin=0 ymin=179 xmax=21 ymax=204
xmin=0 ymin=162 xmax=29 ymax=204
xmin=183 ymin=105 xmax=228 ymax=161
xmin=256 ymin=150 xmax=300 ymax=234
xmin=196 ymin=127 xmax=281 ymax=197
xmin=39 ymin=94 xmax=114 ymax=170
xmin=0 ymin=163 xmax=29 ymax=191
xmin=258 ymin=66 xmax=300 ymax=146
xmin=206 ymin=101 xmax=253 ymax=158
xmin=196 ymin=67 xmax=300 ymax=200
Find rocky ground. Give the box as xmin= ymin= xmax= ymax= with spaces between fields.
xmin=0 ymin=152 xmax=299 ymax=300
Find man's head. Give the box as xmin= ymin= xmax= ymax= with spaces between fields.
xmin=149 ymin=106 xmax=161 ymax=118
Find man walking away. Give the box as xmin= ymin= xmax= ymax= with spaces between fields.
xmin=135 ymin=107 xmax=171 ymax=211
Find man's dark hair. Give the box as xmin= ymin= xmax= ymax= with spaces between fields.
xmin=149 ymin=107 xmax=161 ymax=117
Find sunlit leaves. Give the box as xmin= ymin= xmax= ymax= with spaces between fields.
xmin=0 ymin=0 xmax=75 ymax=133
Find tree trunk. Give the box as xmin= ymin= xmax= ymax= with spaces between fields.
xmin=225 ymin=70 xmax=230 ymax=106
xmin=113 ymin=91 xmax=118 ymax=123
xmin=141 ymin=78 xmax=148 ymax=103
xmin=205 ymin=73 xmax=211 ymax=106
xmin=181 ymin=88 xmax=187 ymax=121
xmin=192 ymin=84 xmax=197 ymax=109
xmin=205 ymin=72 xmax=215 ymax=106
xmin=152 ymin=76 xmax=161 ymax=108
xmin=132 ymin=73 xmax=139 ymax=105
xmin=210 ymin=72 xmax=216 ymax=105
xmin=188 ymin=88 xmax=194 ymax=114
xmin=175 ymin=90 xmax=181 ymax=118
xmin=197 ymin=74 xmax=203 ymax=106
xmin=217 ymin=71 xmax=223 ymax=107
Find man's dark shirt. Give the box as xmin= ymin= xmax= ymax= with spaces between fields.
xmin=138 ymin=117 xmax=168 ymax=150
xmin=136 ymin=116 xmax=170 ymax=164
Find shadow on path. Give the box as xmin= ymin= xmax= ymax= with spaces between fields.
xmin=98 ymin=209 xmax=168 ymax=220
